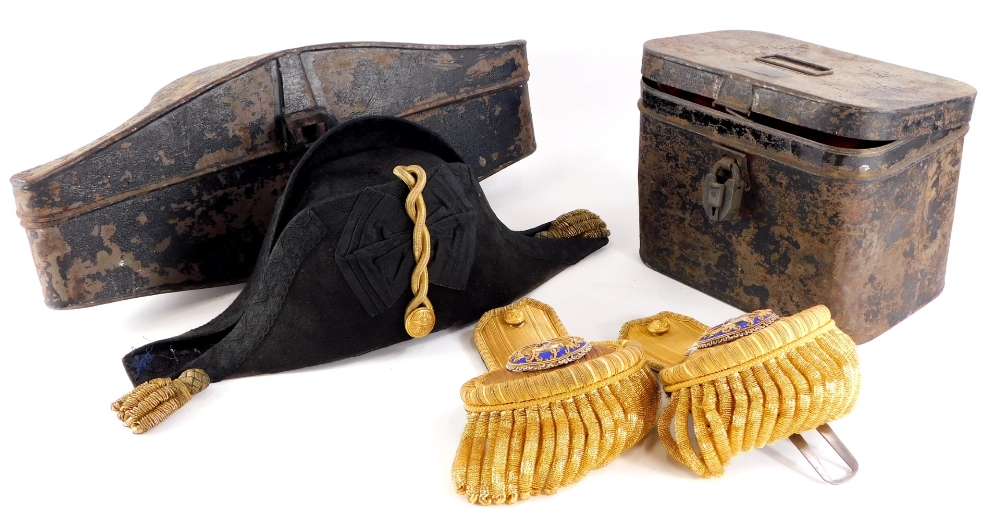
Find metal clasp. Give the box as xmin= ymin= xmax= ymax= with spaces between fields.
xmin=702 ymin=155 xmax=748 ymax=222
xmin=278 ymin=108 xmax=331 ymax=151
xmin=788 ymin=424 xmax=859 ymax=485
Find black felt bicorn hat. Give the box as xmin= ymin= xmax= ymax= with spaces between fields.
xmin=113 ymin=116 xmax=609 ymax=433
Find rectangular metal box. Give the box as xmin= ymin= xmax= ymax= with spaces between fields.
xmin=638 ymin=31 xmax=976 ymax=343
xmin=12 ymin=41 xmax=534 ymax=309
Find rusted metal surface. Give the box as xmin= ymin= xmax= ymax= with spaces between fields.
xmin=11 ymin=41 xmax=535 ymax=309
xmin=642 ymin=31 xmax=976 ymax=141
xmin=638 ymin=32 xmax=975 ymax=343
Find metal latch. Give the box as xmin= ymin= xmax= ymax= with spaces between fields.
xmin=276 ymin=53 xmax=334 ymax=151
xmin=278 ymin=108 xmax=331 ymax=151
xmin=702 ymin=155 xmax=748 ymax=222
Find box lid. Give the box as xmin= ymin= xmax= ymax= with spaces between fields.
xmin=642 ymin=31 xmax=976 ymax=141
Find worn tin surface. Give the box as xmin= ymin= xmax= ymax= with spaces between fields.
xmin=12 ymin=41 xmax=535 ymax=309
xmin=638 ymin=31 xmax=975 ymax=343
xmin=643 ymin=31 xmax=976 ymax=141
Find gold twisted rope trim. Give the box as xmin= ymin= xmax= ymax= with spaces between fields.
xmin=393 ymin=165 xmax=435 ymax=338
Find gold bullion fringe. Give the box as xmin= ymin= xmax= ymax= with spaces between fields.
xmin=393 ymin=165 xmax=435 ymax=338
xmin=111 ymin=369 xmax=210 ymax=434
xmin=534 ymin=209 xmax=610 ymax=239
xmin=657 ymin=323 xmax=860 ymax=478
xmin=453 ymin=367 xmax=660 ymax=505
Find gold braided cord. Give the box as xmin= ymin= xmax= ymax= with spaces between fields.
xmin=110 ymin=369 xmax=210 ymax=434
xmin=392 ymin=165 xmax=435 ymax=338
xmin=534 ymin=209 xmax=610 ymax=239
xmin=656 ymin=306 xmax=861 ymax=478
xmin=454 ymin=362 xmax=660 ymax=505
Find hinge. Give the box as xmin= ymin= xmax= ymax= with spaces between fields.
xmin=714 ymin=77 xmax=753 ymax=116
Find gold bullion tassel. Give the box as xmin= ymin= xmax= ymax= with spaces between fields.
xmin=629 ymin=306 xmax=861 ymax=479
xmin=111 ymin=369 xmax=210 ymax=434
xmin=453 ymin=299 xmax=660 ymax=505
xmin=393 ymin=165 xmax=435 ymax=338
xmin=534 ymin=209 xmax=610 ymax=239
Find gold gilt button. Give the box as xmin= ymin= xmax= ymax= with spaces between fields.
xmin=405 ymin=307 xmax=436 ymax=338
xmin=646 ymin=319 xmax=670 ymax=335
xmin=503 ymin=308 xmax=526 ymax=327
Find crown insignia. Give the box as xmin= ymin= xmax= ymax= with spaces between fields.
xmin=686 ymin=309 xmax=780 ymax=355
xmin=506 ymin=336 xmax=592 ymax=372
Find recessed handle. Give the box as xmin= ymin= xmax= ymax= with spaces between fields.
xmin=756 ymin=54 xmax=833 ymax=76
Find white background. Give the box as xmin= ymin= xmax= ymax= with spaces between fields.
xmin=1 ymin=1 xmax=997 ymax=519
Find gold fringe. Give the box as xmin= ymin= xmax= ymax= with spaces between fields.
xmin=467 ymin=411 xmax=490 ymax=503
xmin=453 ymin=343 xmax=660 ymax=505
xmin=491 ymin=410 xmax=514 ymax=503
xmin=452 ymin=411 xmax=479 ymax=493
xmin=535 ymin=404 xmax=556 ymax=495
xmin=111 ymin=369 xmax=209 ymax=434
xmin=656 ymin=307 xmax=860 ymax=478
xmin=554 ymin=401 xmax=578 ymax=487
xmin=534 ymin=209 xmax=610 ymax=239
xmin=574 ymin=393 xmax=600 ymax=477
xmin=520 ymin=406 xmax=540 ymax=501
xmin=505 ymin=408 xmax=525 ymax=502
